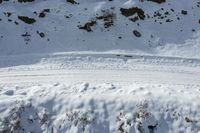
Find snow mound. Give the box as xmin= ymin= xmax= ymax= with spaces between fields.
xmin=0 ymin=83 xmax=200 ymax=133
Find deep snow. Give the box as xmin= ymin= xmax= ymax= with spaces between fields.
xmin=0 ymin=0 xmax=200 ymax=133
xmin=0 ymin=54 xmax=200 ymax=133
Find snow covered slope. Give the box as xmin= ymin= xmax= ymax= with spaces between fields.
xmin=0 ymin=0 xmax=200 ymax=57
xmin=0 ymin=55 xmax=200 ymax=133
xmin=1 ymin=1 xmax=200 ymax=133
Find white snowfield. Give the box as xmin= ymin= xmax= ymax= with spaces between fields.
xmin=1 ymin=0 xmax=200 ymax=132
xmin=0 ymin=53 xmax=200 ymax=133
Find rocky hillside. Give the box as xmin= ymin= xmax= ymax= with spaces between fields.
xmin=0 ymin=0 xmax=200 ymax=57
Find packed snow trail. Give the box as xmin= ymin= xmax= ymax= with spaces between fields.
xmin=0 ymin=69 xmax=200 ymax=85
xmin=0 ymin=53 xmax=200 ymax=86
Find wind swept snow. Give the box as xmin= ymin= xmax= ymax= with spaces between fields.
xmin=0 ymin=0 xmax=200 ymax=132
xmin=0 ymin=54 xmax=200 ymax=133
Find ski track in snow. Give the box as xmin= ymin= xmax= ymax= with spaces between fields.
xmin=0 ymin=68 xmax=200 ymax=86
xmin=0 ymin=53 xmax=200 ymax=86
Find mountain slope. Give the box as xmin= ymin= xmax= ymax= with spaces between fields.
xmin=0 ymin=0 xmax=200 ymax=57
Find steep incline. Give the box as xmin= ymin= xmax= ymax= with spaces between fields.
xmin=0 ymin=0 xmax=200 ymax=57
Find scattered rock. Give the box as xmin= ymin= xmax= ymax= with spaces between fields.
xmin=67 ymin=0 xmax=78 ymax=4
xmin=18 ymin=0 xmax=34 ymax=3
xmin=147 ymin=0 xmax=166 ymax=4
xmin=18 ymin=16 xmax=36 ymax=24
xmin=21 ymin=32 xmax=31 ymax=44
xmin=166 ymin=19 xmax=173 ymax=22
xmin=38 ymin=9 xmax=50 ymax=18
xmin=4 ymin=12 xmax=12 ymax=17
xmin=181 ymin=10 xmax=187 ymax=15
xmin=129 ymin=16 xmax=139 ymax=22
xmin=14 ymin=21 xmax=19 ymax=25
xmin=8 ymin=19 xmax=12 ymax=22
xmin=120 ymin=7 xmax=145 ymax=20
xmin=148 ymin=124 xmax=158 ymax=133
xmin=96 ymin=10 xmax=116 ymax=28
xmin=36 ymin=31 xmax=45 ymax=38
xmin=185 ymin=117 xmax=193 ymax=123
xmin=78 ymin=20 xmax=97 ymax=32
xmin=133 ymin=30 xmax=142 ymax=37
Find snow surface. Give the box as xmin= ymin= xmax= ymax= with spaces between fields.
xmin=0 ymin=53 xmax=200 ymax=133
xmin=0 ymin=0 xmax=200 ymax=58
xmin=0 ymin=0 xmax=200 ymax=132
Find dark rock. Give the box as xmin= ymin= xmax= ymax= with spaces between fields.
xmin=133 ymin=30 xmax=141 ymax=37
xmin=37 ymin=31 xmax=45 ymax=38
xmin=18 ymin=16 xmax=36 ymax=24
xmin=147 ymin=0 xmax=166 ymax=4
xmin=120 ymin=7 xmax=145 ymax=20
xmin=96 ymin=11 xmax=116 ymax=28
xmin=78 ymin=20 xmax=97 ymax=32
xmin=67 ymin=0 xmax=78 ymax=4
xmin=129 ymin=16 xmax=139 ymax=22
xmin=181 ymin=10 xmax=187 ymax=15
xmin=18 ymin=0 xmax=34 ymax=3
